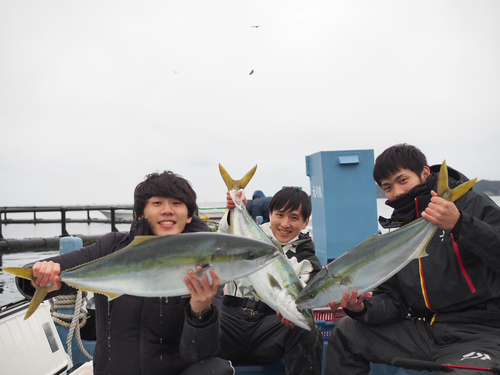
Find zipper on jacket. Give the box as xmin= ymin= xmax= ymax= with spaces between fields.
xmin=107 ymin=301 xmax=112 ymax=351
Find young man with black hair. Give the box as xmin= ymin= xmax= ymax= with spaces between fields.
xmin=219 ymin=187 xmax=324 ymax=375
xmin=326 ymin=144 xmax=500 ymax=375
xmin=16 ymin=171 xmax=234 ymax=375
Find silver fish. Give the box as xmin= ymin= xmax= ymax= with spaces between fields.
xmin=219 ymin=164 xmax=316 ymax=330
xmin=296 ymin=160 xmax=477 ymax=309
xmin=3 ymin=232 xmax=280 ymax=319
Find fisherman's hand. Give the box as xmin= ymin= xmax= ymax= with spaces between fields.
xmin=185 ymin=267 xmax=220 ymax=315
xmin=32 ymin=261 xmax=62 ymax=292
xmin=421 ymin=190 xmax=460 ymax=231
xmin=329 ymin=290 xmax=366 ymax=313
xmin=226 ymin=191 xmax=247 ymax=209
xmin=277 ymin=311 xmax=295 ymax=328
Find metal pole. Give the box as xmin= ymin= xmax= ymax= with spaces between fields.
xmin=61 ymin=209 xmax=69 ymax=236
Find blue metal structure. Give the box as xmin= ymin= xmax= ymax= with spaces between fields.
xmin=305 ymin=149 xmax=378 ymax=264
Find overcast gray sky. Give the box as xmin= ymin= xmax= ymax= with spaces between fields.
xmin=1 ymin=0 xmax=499 ymax=207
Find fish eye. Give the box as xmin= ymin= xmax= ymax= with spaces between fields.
xmin=248 ymin=253 xmax=255 ymax=260
xmin=308 ymin=293 xmax=315 ymax=299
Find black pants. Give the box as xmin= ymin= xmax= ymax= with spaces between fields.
xmin=180 ymin=357 xmax=235 ymax=375
xmin=220 ymin=305 xmax=324 ymax=375
xmin=327 ymin=316 xmax=500 ymax=375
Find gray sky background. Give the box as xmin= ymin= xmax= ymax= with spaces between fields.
xmin=1 ymin=0 xmax=499 ymax=207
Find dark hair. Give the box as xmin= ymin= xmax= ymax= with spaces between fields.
xmin=373 ymin=144 xmax=428 ymax=186
xmin=269 ymin=187 xmax=312 ymax=222
xmin=134 ymin=171 xmax=197 ymax=218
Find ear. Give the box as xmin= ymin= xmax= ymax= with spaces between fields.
xmin=302 ymin=217 xmax=310 ymax=229
xmin=187 ymin=216 xmax=192 ymax=224
xmin=421 ymin=166 xmax=431 ymax=183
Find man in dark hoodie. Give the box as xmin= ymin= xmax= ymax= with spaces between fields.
xmin=246 ymin=189 xmax=272 ymax=223
xmin=325 ymin=144 xmax=500 ymax=375
xmin=16 ymin=171 xmax=234 ymax=375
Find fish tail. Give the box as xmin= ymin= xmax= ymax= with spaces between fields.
xmin=2 ymin=267 xmax=51 ymax=320
xmin=2 ymin=267 xmax=35 ymax=281
xmin=25 ymin=285 xmax=50 ymax=320
xmin=219 ymin=164 xmax=257 ymax=191
xmin=436 ymin=160 xmax=477 ymax=202
xmin=449 ymin=178 xmax=477 ymax=202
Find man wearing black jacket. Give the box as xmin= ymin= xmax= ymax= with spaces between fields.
xmin=325 ymin=144 xmax=500 ymax=375
xmin=16 ymin=171 xmax=234 ymax=375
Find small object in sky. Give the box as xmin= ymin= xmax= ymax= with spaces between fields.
xmin=251 ymin=25 xmax=260 ymax=28
xmin=172 ymin=70 xmax=179 ymax=74
xmin=249 ymin=70 xmax=254 ymax=75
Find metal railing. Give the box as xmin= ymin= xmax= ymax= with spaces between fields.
xmin=0 ymin=205 xmax=134 ymax=239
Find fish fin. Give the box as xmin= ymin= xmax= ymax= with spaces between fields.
xmin=340 ymin=275 xmax=353 ymax=286
xmin=102 ymin=292 xmax=122 ymax=300
xmin=25 ymin=285 xmax=51 ymax=320
xmin=219 ymin=164 xmax=257 ymax=191
xmin=271 ymin=239 xmax=285 ymax=254
xmin=449 ymin=178 xmax=477 ymax=202
xmin=436 ymin=160 xmax=477 ymax=202
xmin=2 ymin=267 xmax=36 ymax=281
xmin=436 ymin=160 xmax=449 ymax=198
xmin=126 ymin=236 xmax=158 ymax=249
xmin=357 ymin=234 xmax=380 ymax=246
xmin=251 ymin=292 xmax=264 ymax=302
xmin=64 ymin=282 xmax=123 ymax=300
xmin=267 ymin=273 xmax=282 ymax=290
xmin=193 ymin=264 xmax=212 ymax=279
xmin=219 ymin=164 xmax=236 ymax=191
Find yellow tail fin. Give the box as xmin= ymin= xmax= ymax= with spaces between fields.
xmin=219 ymin=164 xmax=257 ymax=191
xmin=437 ymin=160 xmax=477 ymax=202
xmin=1 ymin=267 xmax=49 ymax=320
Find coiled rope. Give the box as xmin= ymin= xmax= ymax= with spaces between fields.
xmin=50 ymin=290 xmax=93 ymax=361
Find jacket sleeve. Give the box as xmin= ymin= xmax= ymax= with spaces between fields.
xmin=454 ymin=192 xmax=500 ymax=273
xmin=178 ymin=288 xmax=223 ymax=362
xmin=348 ymin=275 xmax=410 ymax=326
xmin=290 ymin=238 xmax=322 ymax=284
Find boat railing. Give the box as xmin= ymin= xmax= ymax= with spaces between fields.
xmin=0 ymin=205 xmax=134 ymax=239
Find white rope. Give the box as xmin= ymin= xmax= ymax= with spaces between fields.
xmin=50 ymin=291 xmax=93 ymax=361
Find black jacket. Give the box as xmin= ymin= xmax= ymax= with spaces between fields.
xmin=17 ymin=216 xmax=223 ymax=375
xmin=355 ymin=165 xmax=500 ymax=328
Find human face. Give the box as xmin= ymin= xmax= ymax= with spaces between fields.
xmin=140 ymin=196 xmax=192 ymax=236
xmin=270 ymin=205 xmax=309 ymax=244
xmin=380 ymin=166 xmax=430 ymax=201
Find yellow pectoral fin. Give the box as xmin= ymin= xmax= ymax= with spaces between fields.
xmin=251 ymin=292 xmax=264 ymax=302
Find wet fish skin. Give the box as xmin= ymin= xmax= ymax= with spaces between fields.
xmin=295 ymin=160 xmax=477 ymax=310
xmin=3 ymin=232 xmax=280 ymax=320
xmin=220 ymin=164 xmax=316 ymax=330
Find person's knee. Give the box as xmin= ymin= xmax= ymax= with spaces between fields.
xmin=329 ymin=317 xmax=358 ymax=343
xmin=182 ymin=357 xmax=234 ymax=375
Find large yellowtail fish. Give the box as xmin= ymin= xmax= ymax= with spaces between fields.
xmin=219 ymin=164 xmax=316 ymax=330
xmin=296 ymin=161 xmax=477 ymax=310
xmin=3 ymin=232 xmax=280 ymax=320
